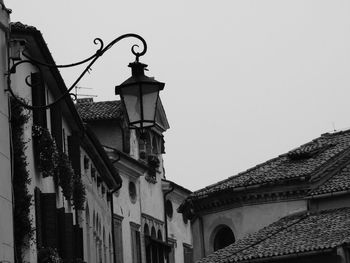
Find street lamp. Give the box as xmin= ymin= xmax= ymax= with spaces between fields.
xmin=115 ymin=61 xmax=164 ymax=130
xmin=8 ymin=34 xmax=164 ymax=130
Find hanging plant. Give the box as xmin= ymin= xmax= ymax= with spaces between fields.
xmin=10 ymin=99 xmax=33 ymax=262
xmin=55 ymin=151 xmax=74 ymax=200
xmin=32 ymin=125 xmax=59 ymax=177
xmin=37 ymin=247 xmax=62 ymax=263
xmin=147 ymin=154 xmax=160 ymax=168
xmin=72 ymin=174 xmax=86 ymax=210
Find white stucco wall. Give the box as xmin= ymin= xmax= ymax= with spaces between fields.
xmin=167 ymin=191 xmax=193 ymax=263
xmin=195 ymin=199 xmax=307 ymax=259
xmin=0 ymin=6 xmax=12 ymax=262
xmin=113 ymin=172 xmax=142 ymax=263
xmin=88 ymin=121 xmax=123 ymax=151
xmin=81 ymin=147 xmax=113 ymax=263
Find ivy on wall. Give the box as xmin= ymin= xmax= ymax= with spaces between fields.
xmin=32 ymin=125 xmax=86 ymax=210
xmin=56 ymin=151 xmax=74 ymax=200
xmin=32 ymin=125 xmax=59 ymax=178
xmin=37 ymin=247 xmax=62 ymax=263
xmin=10 ymin=99 xmax=33 ymax=262
xmin=72 ymin=174 xmax=86 ymax=211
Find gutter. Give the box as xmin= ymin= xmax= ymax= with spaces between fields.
xmin=245 ymin=248 xmax=334 ymax=263
xmin=163 ymin=182 xmax=175 ymax=263
xmin=109 ymin=184 xmax=122 ymax=263
xmin=307 ymin=190 xmax=350 ymax=200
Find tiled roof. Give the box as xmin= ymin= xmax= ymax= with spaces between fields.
xmin=11 ymin=21 xmax=38 ymax=31
xmin=75 ymin=100 xmax=123 ymax=121
xmin=190 ymin=130 xmax=350 ymax=201
xmin=197 ymin=208 xmax=350 ymax=263
xmin=309 ymin=163 xmax=350 ymax=196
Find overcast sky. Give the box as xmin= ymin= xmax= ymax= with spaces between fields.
xmin=8 ymin=0 xmax=350 ymax=191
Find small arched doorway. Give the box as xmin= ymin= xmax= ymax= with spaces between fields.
xmin=213 ymin=225 xmax=235 ymax=251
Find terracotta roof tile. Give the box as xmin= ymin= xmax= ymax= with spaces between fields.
xmin=198 ymin=208 xmax=350 ymax=263
xmin=75 ymin=100 xmax=123 ymax=121
xmin=309 ymin=163 xmax=350 ymax=196
xmin=190 ymin=130 xmax=350 ymax=200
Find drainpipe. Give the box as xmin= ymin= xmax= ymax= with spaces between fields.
xmin=163 ymin=182 xmax=175 ymax=263
xmin=6 ymin=23 xmax=17 ymax=263
xmin=110 ymin=182 xmax=122 ymax=263
xmin=199 ymin=216 xmax=206 ymax=258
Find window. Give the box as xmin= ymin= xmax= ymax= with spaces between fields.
xmin=213 ymin=225 xmax=235 ymax=251
xmin=165 ymin=200 xmax=173 ymax=219
xmin=113 ymin=215 xmax=124 ymax=263
xmin=130 ymin=222 xmax=141 ymax=263
xmin=128 ymin=181 xmax=137 ymax=203
xmin=183 ymin=243 xmax=193 ymax=263
xmin=145 ymin=226 xmax=166 ymax=263
xmin=182 ymin=213 xmax=188 ymax=224
xmin=168 ymin=239 xmax=176 ymax=263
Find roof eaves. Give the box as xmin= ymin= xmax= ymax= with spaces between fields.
xmin=10 ymin=22 xmax=85 ymax=132
xmin=83 ymin=125 xmax=122 ymax=189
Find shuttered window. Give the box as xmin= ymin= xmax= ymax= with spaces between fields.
xmin=168 ymin=239 xmax=176 ymax=263
xmin=113 ymin=215 xmax=123 ymax=263
xmin=130 ymin=223 xmax=141 ymax=263
xmin=50 ymin=102 xmax=62 ymax=150
xmin=183 ymin=243 xmax=193 ymax=263
xmin=31 ymin=73 xmax=47 ymax=165
xmin=31 ymin=72 xmax=47 ymax=128
xmin=56 ymin=208 xmax=65 ymax=256
xmin=34 ymin=187 xmax=42 ymax=248
xmin=62 ymin=213 xmax=74 ymax=262
xmin=74 ymin=225 xmax=84 ymax=261
xmin=41 ymin=193 xmax=58 ymax=248
xmin=68 ymin=134 xmax=81 ymax=176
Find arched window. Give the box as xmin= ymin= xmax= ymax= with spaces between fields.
xmin=157 ymin=230 xmax=163 ymax=241
xmin=144 ymin=223 xmax=150 ymax=236
xmin=213 ymin=225 xmax=235 ymax=251
xmin=151 ymin=227 xmax=157 ymax=263
xmin=144 ymin=224 xmax=151 ymax=263
xmin=128 ymin=181 xmax=137 ymax=203
xmin=151 ymin=227 xmax=156 ymax=238
xmin=152 ymin=135 xmax=159 ymax=154
xmin=165 ymin=200 xmax=173 ymax=219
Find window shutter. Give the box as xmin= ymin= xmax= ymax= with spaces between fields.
xmin=34 ymin=187 xmax=42 ymax=248
xmin=68 ymin=134 xmax=81 ymax=176
xmin=74 ymin=225 xmax=84 ymax=261
xmin=62 ymin=213 xmax=74 ymax=262
xmin=41 ymin=193 xmax=58 ymax=248
xmin=168 ymin=243 xmax=175 ymax=263
xmin=135 ymin=231 xmax=141 ymax=263
xmin=31 ymin=72 xmax=47 ymax=128
xmin=123 ymin=128 xmax=130 ymax=154
xmin=50 ymin=102 xmax=62 ymax=150
xmin=56 ymin=208 xmax=65 ymax=256
xmin=183 ymin=244 xmax=193 ymax=263
xmin=113 ymin=216 xmax=124 ymax=263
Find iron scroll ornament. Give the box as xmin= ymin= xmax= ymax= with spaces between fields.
xmin=7 ymin=33 xmax=147 ymax=110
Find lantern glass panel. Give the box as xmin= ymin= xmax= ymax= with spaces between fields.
xmin=122 ymin=85 xmax=141 ymax=127
xmin=141 ymin=84 xmax=160 ymax=126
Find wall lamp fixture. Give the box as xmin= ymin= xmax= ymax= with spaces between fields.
xmin=7 ymin=34 xmax=165 ymax=130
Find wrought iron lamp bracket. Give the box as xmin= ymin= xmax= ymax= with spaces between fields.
xmin=7 ymin=33 xmax=147 ymax=110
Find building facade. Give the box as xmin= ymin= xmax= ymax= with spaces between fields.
xmin=0 ymin=2 xmax=13 ymax=262
xmin=180 ymin=130 xmax=350 ymax=263
xmin=9 ymin=22 xmax=121 ymax=263
xmin=76 ymin=98 xmax=193 ymax=263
